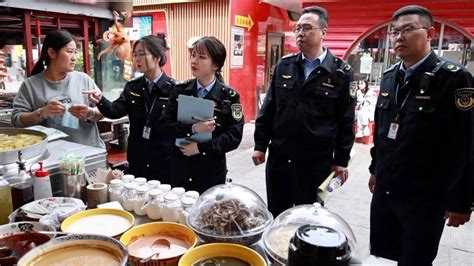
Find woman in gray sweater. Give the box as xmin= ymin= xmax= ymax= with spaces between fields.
xmin=12 ymin=29 xmax=105 ymax=149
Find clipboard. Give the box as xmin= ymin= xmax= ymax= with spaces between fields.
xmin=175 ymin=94 xmax=214 ymax=146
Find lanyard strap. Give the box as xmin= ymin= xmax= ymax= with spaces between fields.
xmin=394 ymin=81 xmax=412 ymax=121
xmin=144 ymin=95 xmax=158 ymax=126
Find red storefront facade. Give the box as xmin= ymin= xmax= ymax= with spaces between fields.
xmin=133 ymin=0 xmax=474 ymax=121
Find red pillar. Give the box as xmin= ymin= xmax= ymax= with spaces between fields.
xmin=82 ymin=19 xmax=91 ymax=75
xmin=23 ymin=11 xmax=34 ymax=76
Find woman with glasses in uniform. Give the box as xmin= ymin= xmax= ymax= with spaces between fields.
xmin=86 ymin=34 xmax=174 ymax=182
xmin=160 ymin=36 xmax=244 ymax=193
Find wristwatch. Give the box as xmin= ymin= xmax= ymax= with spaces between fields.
xmin=36 ymin=108 xmax=47 ymax=120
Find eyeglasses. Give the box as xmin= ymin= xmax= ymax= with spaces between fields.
xmin=387 ymin=26 xmax=428 ymax=38
xmin=294 ymin=25 xmax=323 ymax=33
xmin=132 ymin=51 xmax=149 ymax=59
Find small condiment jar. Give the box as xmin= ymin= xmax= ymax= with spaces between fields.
xmin=122 ymin=183 xmax=137 ymax=211
xmin=171 ymin=187 xmax=185 ymax=198
xmin=177 ymin=196 xmax=197 ymax=225
xmin=108 ymin=179 xmax=124 ymax=203
xmin=146 ymin=189 xmax=163 ymax=220
xmin=133 ymin=177 xmax=147 ymax=188
xmin=161 ymin=193 xmax=180 ymax=222
xmin=133 ymin=186 xmax=149 ymax=216
xmin=122 ymin=174 xmax=135 ymax=184
xmin=147 ymin=180 xmax=161 ymax=191
xmin=184 ymin=190 xmax=200 ymax=200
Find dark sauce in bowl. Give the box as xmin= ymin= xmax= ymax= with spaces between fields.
xmin=0 ymin=232 xmax=50 ymax=265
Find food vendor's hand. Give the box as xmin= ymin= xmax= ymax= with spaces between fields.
xmin=68 ymin=104 xmax=92 ymax=119
xmin=42 ymin=100 xmax=65 ymax=117
xmin=444 ymin=211 xmax=471 ymax=227
xmin=83 ymin=90 xmax=103 ymax=104
xmin=179 ymin=141 xmax=200 ymax=156
xmin=252 ymin=151 xmax=266 ymax=166
xmin=193 ymin=118 xmax=216 ymax=133
xmin=368 ymin=174 xmax=376 ymax=193
xmin=331 ymin=165 xmax=348 ymax=184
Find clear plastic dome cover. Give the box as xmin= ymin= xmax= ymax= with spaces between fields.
xmin=262 ymin=202 xmax=356 ymax=264
xmin=187 ymin=179 xmax=273 ymax=245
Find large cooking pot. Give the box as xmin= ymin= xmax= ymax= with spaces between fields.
xmin=0 ymin=127 xmax=48 ymax=165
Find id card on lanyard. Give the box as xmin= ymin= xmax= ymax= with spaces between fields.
xmin=143 ymin=95 xmax=157 ymax=140
xmin=388 ymin=81 xmax=412 ymax=140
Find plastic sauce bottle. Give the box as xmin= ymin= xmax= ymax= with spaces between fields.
xmin=0 ymin=177 xmax=13 ymax=224
xmin=11 ymin=153 xmax=33 ymax=209
xmin=31 ymin=162 xmax=52 ymax=200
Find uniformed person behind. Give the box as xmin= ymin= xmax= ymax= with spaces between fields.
xmin=252 ymin=6 xmax=355 ymax=216
xmin=368 ymin=5 xmax=473 ymax=265
xmin=85 ymin=34 xmax=175 ymax=182
xmin=160 ymin=36 xmax=244 ymax=193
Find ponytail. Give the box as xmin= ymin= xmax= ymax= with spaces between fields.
xmin=30 ymin=29 xmax=74 ymax=76
xmin=216 ymin=71 xmax=224 ymax=83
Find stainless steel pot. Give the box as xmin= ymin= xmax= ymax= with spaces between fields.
xmin=0 ymin=127 xmax=48 ymax=165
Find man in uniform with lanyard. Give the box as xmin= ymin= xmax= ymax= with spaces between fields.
xmin=368 ymin=5 xmax=473 ymax=264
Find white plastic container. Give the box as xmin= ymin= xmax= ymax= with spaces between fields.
xmin=146 ymin=189 xmax=163 ymax=220
xmin=177 ymin=196 xmax=197 ymax=225
xmin=161 ymin=193 xmax=180 ymax=222
xmin=133 ymin=186 xmax=149 ymax=216
xmin=122 ymin=183 xmax=137 ymax=211
xmin=171 ymin=187 xmax=185 ymax=198
xmin=122 ymin=174 xmax=135 ymax=184
xmin=147 ymin=180 xmax=161 ymax=191
xmin=108 ymin=179 xmax=124 ymax=203
xmin=133 ymin=177 xmax=147 ymax=187
xmin=184 ymin=190 xmax=200 ymax=200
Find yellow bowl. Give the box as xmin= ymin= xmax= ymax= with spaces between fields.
xmin=179 ymin=243 xmax=267 ymax=266
xmin=61 ymin=208 xmax=135 ymax=238
xmin=120 ymin=222 xmax=198 ymax=266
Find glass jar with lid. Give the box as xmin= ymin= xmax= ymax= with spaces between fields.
xmin=171 ymin=187 xmax=185 ymax=198
xmin=133 ymin=186 xmax=149 ymax=216
xmin=177 ymin=196 xmax=197 ymax=225
xmin=147 ymin=180 xmax=161 ymax=191
xmin=108 ymin=179 xmax=124 ymax=203
xmin=121 ymin=183 xmax=137 ymax=211
xmin=146 ymin=189 xmax=163 ymax=220
xmin=122 ymin=174 xmax=135 ymax=184
xmin=133 ymin=177 xmax=147 ymax=188
xmin=157 ymin=184 xmax=171 ymax=199
xmin=184 ymin=190 xmax=200 ymax=200
xmin=161 ymin=193 xmax=180 ymax=222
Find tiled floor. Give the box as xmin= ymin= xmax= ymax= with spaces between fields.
xmin=228 ymin=123 xmax=474 ymax=265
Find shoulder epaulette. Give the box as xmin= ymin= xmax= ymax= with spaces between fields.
xmin=441 ymin=62 xmax=462 ymax=72
xmin=383 ymin=62 xmax=401 ymax=74
xmin=221 ymin=86 xmax=239 ymax=98
xmin=281 ymin=53 xmax=298 ymax=60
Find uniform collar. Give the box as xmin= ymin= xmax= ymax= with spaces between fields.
xmin=298 ymin=48 xmax=335 ymax=74
xmin=301 ymin=48 xmax=327 ymax=66
xmin=196 ymin=78 xmax=217 ymax=95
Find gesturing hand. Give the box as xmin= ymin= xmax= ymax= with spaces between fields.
xmin=83 ymin=90 xmax=103 ymax=104
xmin=42 ymin=100 xmax=66 ymax=117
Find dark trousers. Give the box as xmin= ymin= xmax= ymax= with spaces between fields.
xmin=370 ymin=190 xmax=446 ymax=266
xmin=265 ymin=152 xmax=331 ymax=216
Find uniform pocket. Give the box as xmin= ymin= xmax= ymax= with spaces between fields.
xmin=310 ymin=87 xmax=338 ymax=116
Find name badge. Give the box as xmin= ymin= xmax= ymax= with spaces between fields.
xmin=388 ymin=122 xmax=399 ymax=140
xmin=142 ymin=126 xmax=151 ymax=139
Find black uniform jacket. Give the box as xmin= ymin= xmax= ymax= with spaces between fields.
xmin=254 ymin=49 xmax=355 ymax=166
xmin=369 ymin=51 xmax=473 ymax=213
xmin=97 ymin=73 xmax=175 ymax=181
xmin=160 ymin=78 xmax=244 ymax=193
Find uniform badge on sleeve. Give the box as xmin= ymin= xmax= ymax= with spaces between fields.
xmin=349 ymin=81 xmax=357 ymax=98
xmin=231 ymin=104 xmax=243 ymax=121
xmin=454 ymin=88 xmax=474 ymax=111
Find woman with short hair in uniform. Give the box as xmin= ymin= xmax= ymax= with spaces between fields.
xmin=160 ymin=36 xmax=244 ymax=193
xmin=86 ymin=34 xmax=174 ymax=182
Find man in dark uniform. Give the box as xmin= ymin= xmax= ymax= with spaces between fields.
xmin=160 ymin=78 xmax=244 ymax=193
xmin=368 ymin=5 xmax=473 ymax=265
xmin=96 ymin=73 xmax=175 ymax=182
xmin=253 ymin=6 xmax=355 ymax=216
